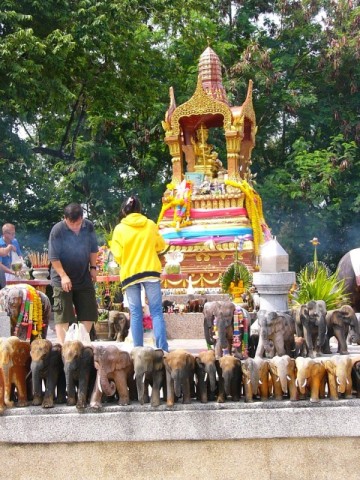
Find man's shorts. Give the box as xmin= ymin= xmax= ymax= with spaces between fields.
xmin=52 ymin=286 xmax=98 ymax=324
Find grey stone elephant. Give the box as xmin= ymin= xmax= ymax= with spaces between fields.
xmin=130 ymin=346 xmax=166 ymax=407
xmin=336 ymin=249 xmax=360 ymax=312
xmin=108 ymin=311 xmax=130 ymax=342
xmin=255 ymin=310 xmax=295 ymax=358
xmin=322 ymin=305 xmax=360 ymax=355
xmin=203 ymin=300 xmax=235 ymax=358
xmin=293 ymin=300 xmax=327 ymax=358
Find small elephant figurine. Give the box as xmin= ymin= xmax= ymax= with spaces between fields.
xmin=108 ymin=311 xmax=130 ymax=342
xmin=0 ymin=336 xmax=31 ymax=409
xmin=217 ymin=355 xmax=242 ymax=403
xmin=130 ymin=346 xmax=166 ymax=407
xmin=295 ymin=357 xmax=326 ymax=402
xmin=194 ymin=350 xmax=218 ymax=403
xmin=62 ymin=340 xmax=96 ymax=409
xmin=293 ymin=300 xmax=327 ymax=358
xmin=268 ymin=355 xmax=297 ymax=401
xmin=241 ymin=357 xmax=260 ymax=403
xmin=203 ymin=301 xmax=235 ymax=358
xmin=0 ymin=285 xmax=51 ymax=340
xmin=351 ymin=356 xmax=360 ymax=398
xmin=90 ymin=345 xmax=135 ymax=408
xmin=30 ymin=339 xmax=66 ymax=408
xmin=255 ymin=310 xmax=295 ymax=359
xmin=324 ymin=355 xmax=353 ymax=400
xmin=323 ymin=305 xmax=359 ymax=355
xmin=163 ymin=349 xmax=195 ymax=407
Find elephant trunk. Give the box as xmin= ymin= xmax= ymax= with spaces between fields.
xmin=205 ymin=364 xmax=217 ymax=392
xmin=217 ymin=316 xmax=228 ymax=349
xmin=277 ymin=367 xmax=288 ymax=394
xmin=99 ymin=369 xmax=116 ymax=397
xmin=172 ymin=370 xmax=183 ymax=398
xmin=204 ymin=319 xmax=215 ymax=346
xmin=349 ymin=315 xmax=360 ymax=344
xmin=135 ymin=371 xmax=146 ymax=404
xmin=223 ymin=372 xmax=232 ymax=396
xmin=296 ymin=374 xmax=307 ymax=394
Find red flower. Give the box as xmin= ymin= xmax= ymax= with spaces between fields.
xmin=143 ymin=315 xmax=153 ymax=330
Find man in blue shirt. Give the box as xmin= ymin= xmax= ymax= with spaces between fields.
xmin=0 ymin=223 xmax=23 ymax=280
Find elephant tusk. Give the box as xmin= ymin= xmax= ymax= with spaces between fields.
xmin=336 ymin=376 xmax=341 ymax=385
xmin=97 ymin=375 xmax=103 ymax=394
xmin=259 ymin=380 xmax=263 ymax=385
xmin=276 ymin=377 xmax=280 ymax=382
xmin=133 ymin=373 xmax=136 ymax=380
xmin=302 ymin=379 xmax=307 ymax=388
xmin=287 ymin=375 xmax=291 ymax=381
xmin=142 ymin=373 xmax=145 ymax=383
xmin=295 ymin=379 xmax=298 ymax=387
xmin=346 ymin=378 xmax=349 ymax=385
xmin=247 ymin=379 xmax=251 ymax=384
xmin=204 ymin=373 xmax=208 ymax=382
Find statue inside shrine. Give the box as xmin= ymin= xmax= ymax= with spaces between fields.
xmin=190 ymin=124 xmax=222 ymax=179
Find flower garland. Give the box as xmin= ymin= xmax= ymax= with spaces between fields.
xmin=225 ymin=179 xmax=270 ymax=257
xmin=157 ymin=180 xmax=193 ymax=230
xmin=14 ymin=285 xmax=43 ymax=341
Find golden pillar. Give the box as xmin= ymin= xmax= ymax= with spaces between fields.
xmin=225 ymin=130 xmax=242 ymax=179
xmin=165 ymin=135 xmax=183 ymax=184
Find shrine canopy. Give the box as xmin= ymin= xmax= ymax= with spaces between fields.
xmin=162 ymin=46 xmax=257 ymax=184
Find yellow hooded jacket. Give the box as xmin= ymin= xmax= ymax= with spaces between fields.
xmin=110 ymin=213 xmax=166 ymax=289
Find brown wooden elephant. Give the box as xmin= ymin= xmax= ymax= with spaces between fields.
xmin=269 ymin=355 xmax=297 ymax=401
xmin=0 ymin=336 xmax=31 ymax=409
xmin=295 ymin=357 xmax=326 ymax=402
xmin=324 ymin=355 xmax=353 ymax=400
xmin=90 ymin=345 xmax=135 ymax=409
xmin=194 ymin=349 xmax=218 ymax=403
xmin=163 ymin=349 xmax=195 ymax=407
xmin=217 ymin=355 xmax=242 ymax=403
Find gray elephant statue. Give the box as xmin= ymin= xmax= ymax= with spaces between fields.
xmin=203 ymin=300 xmax=235 ymax=358
xmin=130 ymin=346 xmax=166 ymax=407
xmin=61 ymin=340 xmax=96 ymax=409
xmin=336 ymin=249 xmax=360 ymax=312
xmin=351 ymin=356 xmax=360 ymax=398
xmin=293 ymin=300 xmax=327 ymax=358
xmin=322 ymin=305 xmax=359 ymax=355
xmin=255 ymin=310 xmax=295 ymax=358
xmin=163 ymin=349 xmax=195 ymax=407
xmin=194 ymin=349 xmax=218 ymax=403
xmin=0 ymin=285 xmax=51 ymax=341
xmin=30 ymin=338 xmax=66 ymax=408
xmin=108 ymin=311 xmax=130 ymax=342
xmin=90 ymin=345 xmax=135 ymax=409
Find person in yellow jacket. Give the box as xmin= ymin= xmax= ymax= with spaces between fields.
xmin=111 ymin=196 xmax=169 ymax=351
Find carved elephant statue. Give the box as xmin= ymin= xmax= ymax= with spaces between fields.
xmin=336 ymin=249 xmax=360 ymax=312
xmin=268 ymin=355 xmax=297 ymax=401
xmin=217 ymin=355 xmax=242 ymax=403
xmin=194 ymin=349 xmax=218 ymax=403
xmin=203 ymin=301 xmax=235 ymax=358
xmin=295 ymin=357 xmax=326 ymax=402
xmin=351 ymin=356 xmax=360 ymax=398
xmin=241 ymin=357 xmax=260 ymax=403
xmin=108 ymin=311 xmax=130 ymax=342
xmin=0 ymin=285 xmax=51 ymax=340
xmin=322 ymin=305 xmax=359 ymax=355
xmin=61 ymin=340 xmax=96 ymax=409
xmin=324 ymin=355 xmax=353 ymax=400
xmin=293 ymin=300 xmax=327 ymax=358
xmin=90 ymin=345 xmax=135 ymax=409
xmin=0 ymin=336 xmax=31 ymax=409
xmin=130 ymin=346 xmax=165 ymax=407
xmin=255 ymin=310 xmax=295 ymax=358
xmin=30 ymin=339 xmax=66 ymax=408
xmin=163 ymin=349 xmax=195 ymax=407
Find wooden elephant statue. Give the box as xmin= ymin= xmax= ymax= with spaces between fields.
xmin=130 ymin=346 xmax=166 ymax=407
xmin=108 ymin=311 xmax=130 ymax=342
xmin=324 ymin=355 xmax=353 ymax=400
xmin=351 ymin=356 xmax=360 ymax=398
xmin=269 ymin=355 xmax=297 ymax=401
xmin=217 ymin=355 xmax=242 ymax=403
xmin=295 ymin=357 xmax=326 ymax=402
xmin=163 ymin=349 xmax=195 ymax=407
xmin=0 ymin=336 xmax=31 ymax=409
xmin=293 ymin=300 xmax=327 ymax=358
xmin=90 ymin=345 xmax=135 ymax=408
xmin=194 ymin=349 xmax=218 ymax=403
xmin=0 ymin=284 xmax=51 ymax=341
xmin=241 ymin=356 xmax=270 ymax=402
xmin=255 ymin=310 xmax=295 ymax=359
xmin=336 ymin=249 xmax=360 ymax=312
xmin=323 ymin=305 xmax=359 ymax=355
xmin=61 ymin=340 xmax=96 ymax=409
xmin=30 ymin=339 xmax=66 ymax=408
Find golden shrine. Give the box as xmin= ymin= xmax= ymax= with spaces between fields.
xmin=158 ymin=46 xmax=270 ymax=290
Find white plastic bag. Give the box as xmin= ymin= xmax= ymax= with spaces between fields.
xmin=64 ymin=323 xmax=91 ymax=345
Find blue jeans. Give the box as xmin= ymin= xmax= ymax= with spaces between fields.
xmin=125 ymin=281 xmax=169 ymax=352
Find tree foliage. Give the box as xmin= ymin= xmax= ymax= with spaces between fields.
xmin=0 ymin=0 xmax=359 ymax=270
